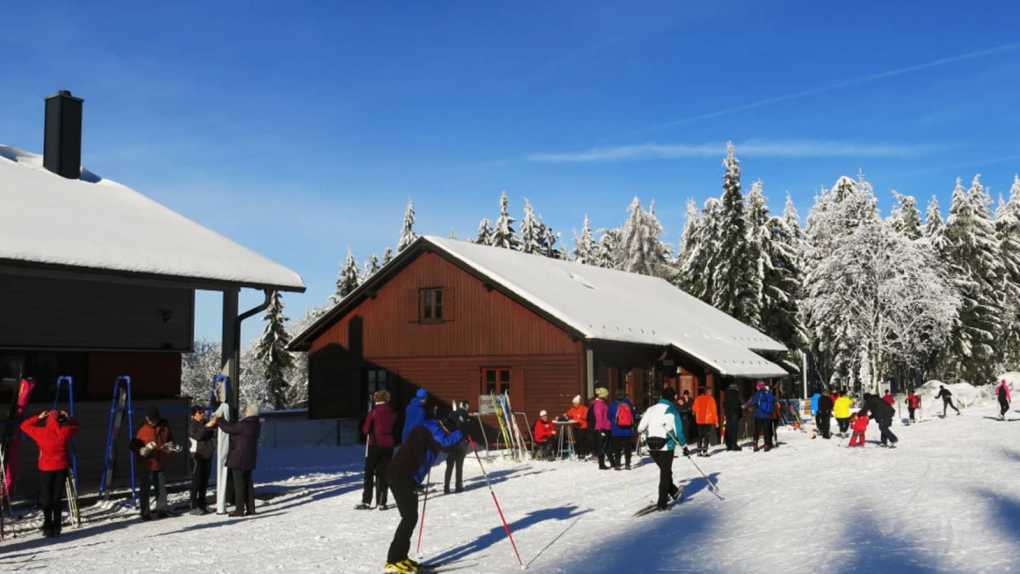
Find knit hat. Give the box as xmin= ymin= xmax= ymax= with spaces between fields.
xmin=595 ymin=387 xmax=609 ymax=399
xmin=571 ymin=395 xmax=581 ymax=405
xmin=539 ymin=409 xmax=548 ymax=417
xmin=416 ymin=388 xmax=428 ymax=399
xmin=145 ymin=405 xmax=161 ymax=420
xmin=756 ymin=382 xmax=766 ymax=390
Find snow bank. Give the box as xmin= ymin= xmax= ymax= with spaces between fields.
xmin=918 ymin=380 xmax=990 ymax=408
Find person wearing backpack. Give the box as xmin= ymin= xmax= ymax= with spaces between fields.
xmin=691 ymin=387 xmax=719 ymax=456
xmin=744 ymin=382 xmax=775 ymax=452
xmin=608 ymin=391 xmax=635 ymax=470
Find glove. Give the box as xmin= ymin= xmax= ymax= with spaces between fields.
xmin=682 ymin=447 xmax=691 ymax=457
xmin=140 ymin=441 xmax=157 ymax=457
xmin=164 ymin=442 xmax=183 ymax=453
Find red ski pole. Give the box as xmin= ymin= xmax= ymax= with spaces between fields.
xmin=415 ymin=467 xmax=432 ymax=558
xmin=471 ymin=444 xmax=526 ymax=569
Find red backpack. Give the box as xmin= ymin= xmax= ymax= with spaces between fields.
xmin=615 ymin=402 xmax=633 ymax=427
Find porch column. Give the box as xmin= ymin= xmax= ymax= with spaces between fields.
xmin=586 ymin=348 xmax=595 ymax=398
xmin=221 ymin=287 xmax=240 ymax=411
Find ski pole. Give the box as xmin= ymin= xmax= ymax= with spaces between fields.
xmin=684 ymin=452 xmax=724 ymax=501
xmin=471 ymin=443 xmax=526 ymax=569
xmin=416 ymin=467 xmax=432 ymax=558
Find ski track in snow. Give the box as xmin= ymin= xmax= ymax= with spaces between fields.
xmin=1 ymin=406 xmax=1018 ymax=573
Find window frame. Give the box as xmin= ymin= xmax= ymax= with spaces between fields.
xmin=419 ymin=287 xmax=445 ymax=323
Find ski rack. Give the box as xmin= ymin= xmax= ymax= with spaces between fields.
xmin=53 ymin=376 xmax=82 ymax=527
xmin=99 ymin=375 xmax=137 ymax=502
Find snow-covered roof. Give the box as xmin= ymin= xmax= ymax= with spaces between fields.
xmin=0 ymin=145 xmax=304 ymax=291
xmin=294 ymin=235 xmax=787 ymax=378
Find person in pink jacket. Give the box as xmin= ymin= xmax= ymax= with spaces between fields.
xmin=996 ymin=379 xmax=1013 ymax=420
xmin=588 ymin=387 xmax=612 ymax=470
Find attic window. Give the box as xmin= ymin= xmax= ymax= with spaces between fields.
xmin=420 ymin=288 xmax=444 ymax=323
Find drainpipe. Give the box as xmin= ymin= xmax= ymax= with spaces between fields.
xmin=221 ymin=289 xmax=273 ymax=413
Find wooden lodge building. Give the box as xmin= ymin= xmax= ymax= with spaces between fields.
xmin=1 ymin=91 xmax=304 ymax=497
xmin=290 ymin=236 xmax=790 ymax=438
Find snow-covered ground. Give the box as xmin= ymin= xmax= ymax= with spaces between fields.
xmin=2 ymin=401 xmax=1018 ymax=574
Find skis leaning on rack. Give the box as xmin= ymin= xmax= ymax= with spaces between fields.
xmin=99 ymin=376 xmax=137 ymax=503
xmin=53 ymin=376 xmax=82 ymax=527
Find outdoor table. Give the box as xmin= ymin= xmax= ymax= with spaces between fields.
xmin=554 ymin=420 xmax=577 ymax=459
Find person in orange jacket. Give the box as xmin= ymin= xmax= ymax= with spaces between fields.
xmin=691 ymin=388 xmax=719 ymax=457
xmin=20 ymin=409 xmax=79 ymax=537
xmin=564 ymin=395 xmax=589 ymax=458
xmin=532 ymin=410 xmax=557 ymax=460
xmin=849 ymin=410 xmax=869 ymax=447
xmin=130 ymin=406 xmax=180 ymax=520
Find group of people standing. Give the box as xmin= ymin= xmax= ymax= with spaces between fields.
xmin=557 ymin=388 xmax=637 ymax=470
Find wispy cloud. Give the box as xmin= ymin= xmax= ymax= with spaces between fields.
xmin=528 ymin=140 xmax=944 ymax=163
xmin=652 ymin=42 xmax=1020 ymax=129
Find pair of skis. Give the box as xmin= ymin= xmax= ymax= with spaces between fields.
xmin=53 ymin=376 xmax=82 ymax=528
xmin=1 ymin=377 xmax=37 ymax=540
xmin=99 ymin=376 xmax=137 ymax=503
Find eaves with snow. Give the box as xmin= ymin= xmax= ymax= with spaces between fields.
xmin=0 ymin=145 xmax=304 ymax=292
xmin=295 ymin=235 xmax=788 ymax=378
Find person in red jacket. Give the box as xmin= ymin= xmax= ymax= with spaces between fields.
xmin=882 ymin=390 xmax=896 ymax=408
xmin=533 ymin=410 xmax=557 ymax=460
xmin=131 ymin=406 xmax=180 ymax=520
xmin=20 ymin=409 xmax=80 ymax=537
xmin=849 ymin=410 xmax=869 ymax=447
xmin=906 ymin=391 xmax=921 ymax=423
xmin=358 ymin=390 xmax=397 ymax=510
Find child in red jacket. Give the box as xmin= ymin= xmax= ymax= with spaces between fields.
xmin=849 ymin=411 xmax=869 ymax=447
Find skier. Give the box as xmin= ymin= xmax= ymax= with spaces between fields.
xmin=443 ymin=400 xmax=470 ymax=494
xmin=589 ymin=387 xmax=612 ymax=470
xmin=131 ymin=406 xmax=180 ymax=520
xmin=187 ymin=406 xmax=216 ymax=514
xmin=532 ymin=410 xmax=557 ymax=460
xmin=995 ymin=379 xmax=1012 ymax=420
xmin=19 ymin=409 xmax=79 ymax=537
xmin=722 ymin=384 xmax=742 ymax=451
xmin=608 ymin=391 xmax=636 ymax=469
xmin=905 ymin=390 xmax=921 ymax=423
xmin=564 ymin=395 xmax=589 ymax=458
xmin=636 ymin=387 xmax=686 ymax=511
xmin=833 ymin=392 xmax=853 ymax=438
xmin=678 ymin=390 xmax=696 ymax=448
xmin=865 ymin=393 xmax=898 ymax=447
xmin=384 ymin=414 xmax=464 ymax=573
xmin=848 ymin=410 xmax=869 ymax=447
xmin=402 ymin=388 xmax=428 ymax=442
xmin=215 ymin=404 xmax=261 ymax=517
xmin=691 ymin=387 xmax=719 ymax=456
xmin=816 ymin=389 xmax=833 ymax=439
xmin=358 ymin=390 xmax=397 ymax=509
xmin=744 ymin=382 xmax=776 ymax=452
xmin=935 ymin=385 xmax=961 ymax=417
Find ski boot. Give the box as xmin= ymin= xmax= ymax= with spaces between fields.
xmin=354 ymin=502 xmax=373 ymax=510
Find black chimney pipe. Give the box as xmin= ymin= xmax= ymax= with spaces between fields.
xmin=43 ymin=90 xmax=83 ymax=179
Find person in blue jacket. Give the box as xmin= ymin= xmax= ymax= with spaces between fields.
xmin=810 ymin=389 xmax=821 ymax=418
xmin=744 ymin=382 xmax=776 ymax=452
xmin=607 ymin=391 xmax=636 ymax=470
xmin=418 ymin=414 xmax=464 ymax=486
xmin=401 ymin=388 xmax=428 ymax=443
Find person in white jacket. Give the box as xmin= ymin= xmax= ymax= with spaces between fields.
xmin=637 ymin=387 xmax=688 ymax=510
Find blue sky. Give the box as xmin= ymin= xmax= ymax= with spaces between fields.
xmin=3 ymin=2 xmax=1019 ymax=344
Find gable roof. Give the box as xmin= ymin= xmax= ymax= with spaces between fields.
xmin=292 ymin=235 xmax=787 ymax=378
xmin=0 ymin=145 xmax=304 ymax=292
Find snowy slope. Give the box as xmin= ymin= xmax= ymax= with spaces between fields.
xmin=0 ymin=145 xmax=304 ymax=290
xmin=3 ymin=402 xmax=1018 ymax=573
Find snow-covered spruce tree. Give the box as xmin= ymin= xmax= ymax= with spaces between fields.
xmin=595 ymin=228 xmax=621 ymax=269
xmin=745 ymin=180 xmax=769 ymax=329
xmin=711 ymin=143 xmax=759 ymax=325
xmin=181 ymin=339 xmax=222 ymax=401
xmin=382 ymin=247 xmax=394 ymax=266
xmin=491 ymin=191 xmax=520 ymax=250
xmin=255 ymin=290 xmax=295 ymax=409
xmin=802 ymin=219 xmax=959 ymax=393
xmin=397 ymin=200 xmax=418 ymax=252
xmin=520 ymin=199 xmax=543 ymax=254
xmin=783 ymin=192 xmax=804 ymax=243
xmin=996 ymin=175 xmax=1020 ymax=367
xmin=937 ymin=176 xmax=1003 ymax=383
xmin=363 ymin=254 xmax=380 ymax=281
xmin=923 ymin=195 xmax=948 ymax=254
xmin=542 ymin=224 xmax=564 ymax=259
xmin=616 ymin=197 xmax=674 ymax=278
xmin=573 ymin=214 xmax=597 ymax=265
xmin=332 ymin=249 xmax=361 ymax=303
xmin=475 ymin=218 xmax=494 ymax=245
xmin=678 ymin=197 xmax=723 ymax=302
xmin=889 ymin=191 xmax=923 ymax=240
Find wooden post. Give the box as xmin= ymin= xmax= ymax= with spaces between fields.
xmin=221 ymin=287 xmax=240 ymax=412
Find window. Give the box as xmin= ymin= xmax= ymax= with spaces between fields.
xmin=482 ymin=368 xmax=511 ymax=397
xmin=419 ymin=288 xmax=444 ymax=322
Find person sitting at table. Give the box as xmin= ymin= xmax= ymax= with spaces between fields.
xmin=532 ymin=410 xmax=557 ymax=460
xmin=564 ymin=395 xmax=589 ymax=459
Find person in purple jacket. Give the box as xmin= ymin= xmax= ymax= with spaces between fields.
xmin=357 ymin=390 xmax=398 ymax=510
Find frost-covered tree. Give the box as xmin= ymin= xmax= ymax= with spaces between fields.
xmin=678 ymin=197 xmax=723 ymax=302
xmin=803 ymin=220 xmax=959 ymax=393
xmin=491 ymin=191 xmax=520 ymax=250
xmin=923 ymin=195 xmax=948 ymax=254
xmin=783 ymin=192 xmax=804 ymax=242
xmin=475 ymin=218 xmax=494 ymax=245
xmin=595 ymin=228 xmax=621 ymax=269
xmin=889 ymin=191 xmax=923 ymax=240
xmin=996 ymin=175 xmax=1020 ymax=367
xmin=382 ymin=247 xmax=394 ymax=266
xmin=520 ymin=199 xmax=543 ymax=254
xmin=542 ymin=224 xmax=564 ymax=259
xmin=255 ymin=291 xmax=294 ymax=409
xmin=745 ymin=180 xmax=769 ymax=328
xmin=616 ymin=198 xmax=673 ymax=278
xmin=712 ymin=143 xmax=759 ymax=325
xmin=938 ymin=175 xmax=1004 ymax=383
xmin=363 ymin=254 xmax=380 ymax=281
xmin=573 ymin=214 xmax=597 ymax=265
xmin=332 ymin=249 xmax=361 ymax=303
xmin=181 ymin=340 xmax=222 ymax=401
xmin=397 ymin=200 xmax=418 ymax=252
